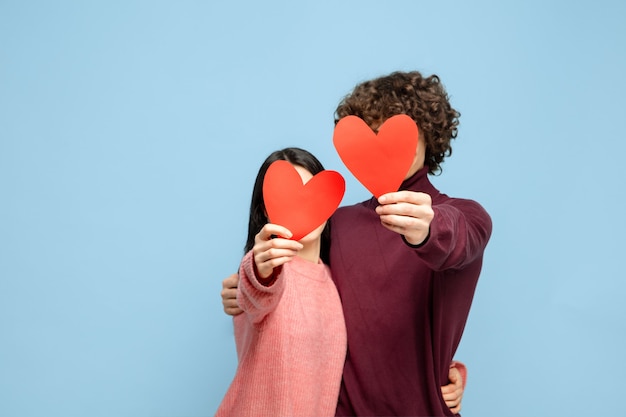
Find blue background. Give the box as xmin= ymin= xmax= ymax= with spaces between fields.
xmin=1 ymin=1 xmax=625 ymax=416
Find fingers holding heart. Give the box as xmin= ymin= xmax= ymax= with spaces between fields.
xmin=253 ymin=224 xmax=304 ymax=279
xmin=376 ymin=191 xmax=433 ymax=245
xmin=255 ymin=223 xmax=294 ymax=241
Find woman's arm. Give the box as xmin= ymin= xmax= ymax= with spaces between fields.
xmin=233 ymin=223 xmax=303 ymax=324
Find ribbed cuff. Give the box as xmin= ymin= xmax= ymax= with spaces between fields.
xmin=401 ymin=228 xmax=430 ymax=249
xmin=254 ymin=261 xmax=282 ymax=287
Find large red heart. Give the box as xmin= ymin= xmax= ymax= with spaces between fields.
xmin=333 ymin=114 xmax=419 ymax=198
xmin=263 ymin=160 xmax=345 ymax=241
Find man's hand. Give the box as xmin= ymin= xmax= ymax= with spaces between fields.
xmin=376 ymin=190 xmax=434 ymax=245
xmin=221 ymin=273 xmax=242 ymax=316
xmin=442 ymin=364 xmax=465 ymax=414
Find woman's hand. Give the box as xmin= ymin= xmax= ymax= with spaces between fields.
xmin=252 ymin=223 xmax=303 ymax=279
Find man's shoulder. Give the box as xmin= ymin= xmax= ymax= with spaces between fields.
xmin=434 ymin=192 xmax=487 ymax=211
xmin=433 ymin=194 xmax=492 ymax=234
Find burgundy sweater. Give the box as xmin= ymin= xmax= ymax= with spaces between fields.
xmin=330 ymin=166 xmax=492 ymax=416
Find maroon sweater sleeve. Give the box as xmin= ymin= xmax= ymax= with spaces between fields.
xmin=413 ymin=198 xmax=493 ymax=271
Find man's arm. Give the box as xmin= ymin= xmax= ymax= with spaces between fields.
xmin=442 ymin=362 xmax=467 ymax=414
xmin=376 ymin=190 xmax=492 ymax=270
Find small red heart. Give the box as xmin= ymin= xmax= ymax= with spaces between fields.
xmin=333 ymin=114 xmax=419 ymax=198
xmin=263 ymin=160 xmax=345 ymax=241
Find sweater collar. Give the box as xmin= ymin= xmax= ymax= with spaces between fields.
xmin=399 ymin=165 xmax=440 ymax=196
xmin=288 ymin=255 xmax=329 ymax=282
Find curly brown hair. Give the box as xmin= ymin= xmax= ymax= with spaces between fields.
xmin=334 ymin=71 xmax=460 ymax=174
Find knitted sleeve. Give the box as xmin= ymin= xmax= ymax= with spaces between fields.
xmin=237 ymin=250 xmax=286 ymax=325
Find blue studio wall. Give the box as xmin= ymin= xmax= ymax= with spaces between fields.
xmin=1 ymin=1 xmax=625 ymax=416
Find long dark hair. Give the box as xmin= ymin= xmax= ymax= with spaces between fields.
xmin=245 ymin=147 xmax=331 ymax=264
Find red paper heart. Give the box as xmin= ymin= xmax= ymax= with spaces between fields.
xmin=263 ymin=160 xmax=345 ymax=241
xmin=333 ymin=114 xmax=419 ymax=198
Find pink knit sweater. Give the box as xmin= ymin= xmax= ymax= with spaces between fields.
xmin=215 ymin=252 xmax=347 ymax=417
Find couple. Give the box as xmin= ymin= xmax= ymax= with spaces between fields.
xmin=217 ymin=70 xmax=492 ymax=416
